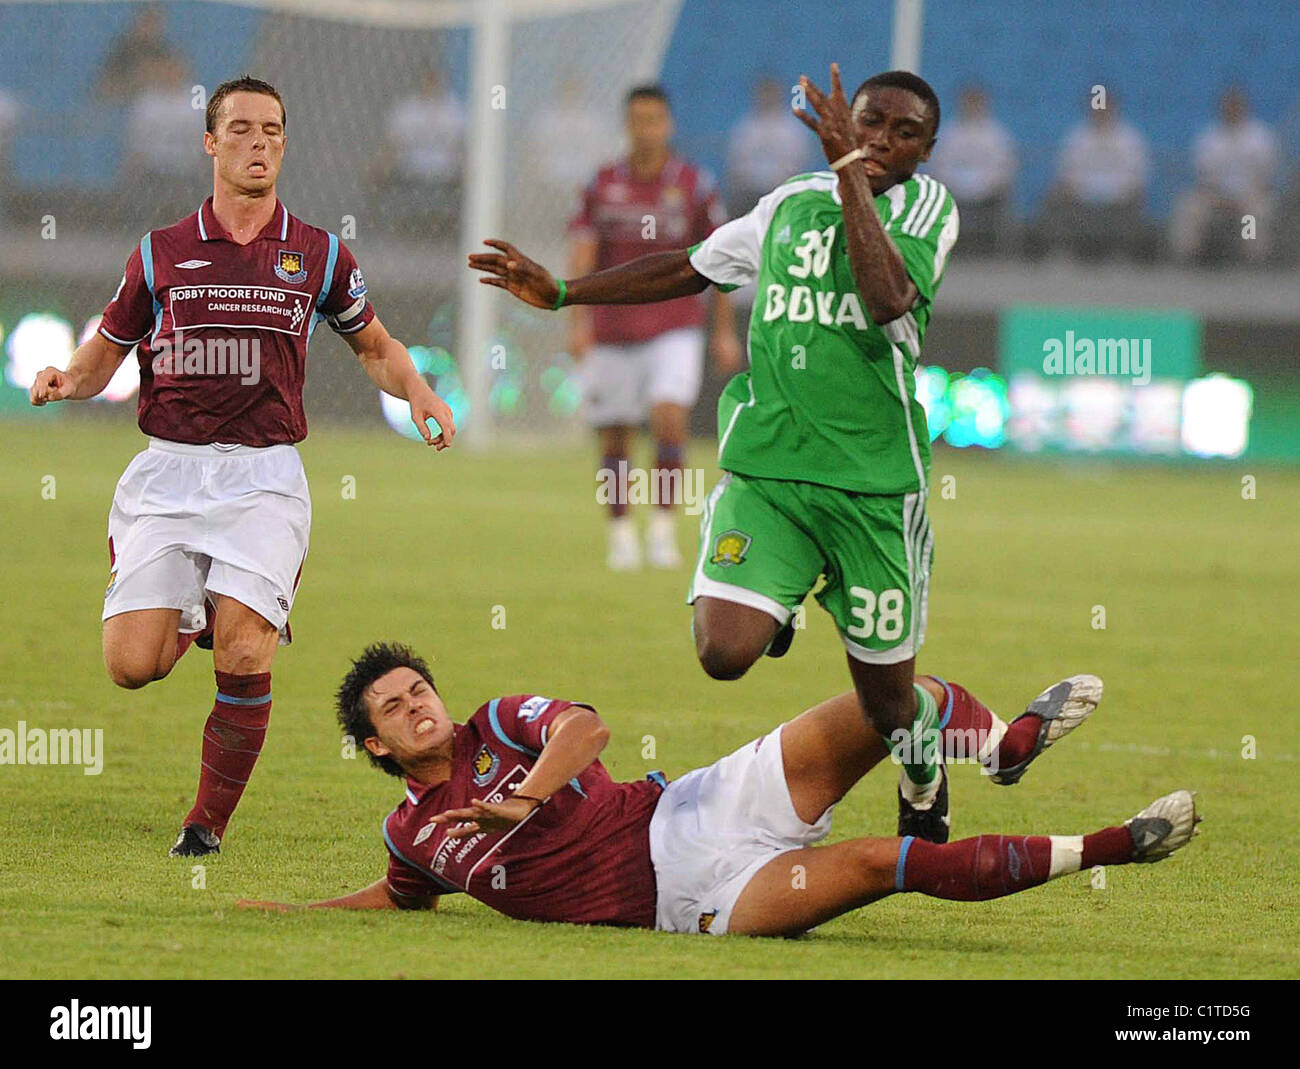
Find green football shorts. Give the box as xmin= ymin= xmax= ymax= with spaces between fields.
xmin=688 ymin=472 xmax=933 ymax=664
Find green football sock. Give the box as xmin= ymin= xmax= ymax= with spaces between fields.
xmin=896 ymin=682 xmax=940 ymax=790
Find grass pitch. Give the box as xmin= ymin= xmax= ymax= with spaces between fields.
xmin=1 ymin=417 xmax=1296 ymax=979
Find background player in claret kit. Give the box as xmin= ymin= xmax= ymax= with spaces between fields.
xmin=470 ymin=66 xmax=978 ymax=843
xmin=568 ymin=85 xmax=742 ymax=571
xmin=27 ymin=76 xmax=456 ymax=858
xmin=237 ymin=643 xmax=1200 ymax=936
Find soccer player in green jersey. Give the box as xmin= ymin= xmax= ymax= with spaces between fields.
xmin=469 ymin=67 xmax=1062 ymax=842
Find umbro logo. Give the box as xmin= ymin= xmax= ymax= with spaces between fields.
xmin=174 ymin=260 xmax=212 ymax=269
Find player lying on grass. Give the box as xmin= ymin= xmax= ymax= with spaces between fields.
xmin=237 ymin=644 xmax=1199 ymax=936
xmin=470 ymin=64 xmax=965 ymax=844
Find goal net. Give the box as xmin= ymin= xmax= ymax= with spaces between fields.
xmin=0 ymin=0 xmax=684 ymax=442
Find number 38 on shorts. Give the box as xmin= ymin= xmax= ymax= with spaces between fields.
xmin=688 ymin=473 xmax=934 ymax=665
xmin=847 ymin=586 xmax=906 ymax=642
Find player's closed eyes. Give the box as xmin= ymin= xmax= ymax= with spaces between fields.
xmin=380 ymin=685 xmax=426 ymax=715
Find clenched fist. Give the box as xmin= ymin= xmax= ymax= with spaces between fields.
xmin=29 ymin=366 xmax=78 ymax=406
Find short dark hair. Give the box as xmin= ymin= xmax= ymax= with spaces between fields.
xmin=336 ymin=642 xmax=437 ymax=778
xmin=206 ymin=75 xmax=286 ymax=134
xmin=852 ymin=70 xmax=940 ymax=140
xmin=626 ymin=84 xmax=671 ymax=110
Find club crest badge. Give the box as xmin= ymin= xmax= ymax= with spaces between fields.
xmin=472 ymin=744 xmax=500 ymax=786
xmin=710 ymin=529 xmax=751 ymax=567
xmin=274 ymin=249 xmax=308 ymax=284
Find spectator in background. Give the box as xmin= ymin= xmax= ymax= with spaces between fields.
xmin=375 ymin=66 xmax=465 ymax=233
xmin=1043 ymin=91 xmax=1151 ymax=260
xmin=925 ymin=85 xmax=1017 ymax=255
xmin=725 ymin=77 xmax=812 ymax=215
xmin=1170 ymin=87 xmax=1279 ymax=264
xmin=124 ymin=58 xmax=204 ymax=223
xmin=96 ymin=4 xmax=181 ymax=101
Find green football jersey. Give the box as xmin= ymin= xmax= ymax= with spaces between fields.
xmin=689 ymin=170 xmax=958 ymax=494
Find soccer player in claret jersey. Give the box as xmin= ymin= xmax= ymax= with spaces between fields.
xmin=568 ymin=86 xmax=741 ymax=571
xmin=28 ymin=76 xmax=456 ymax=858
xmin=470 ymin=66 xmax=977 ymax=843
xmin=238 ymin=643 xmax=1200 ymax=936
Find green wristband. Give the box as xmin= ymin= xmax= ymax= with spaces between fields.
xmin=552 ymin=278 xmax=568 ymax=310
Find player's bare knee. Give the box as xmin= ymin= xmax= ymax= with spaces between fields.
xmin=218 ymin=645 xmax=270 ymax=675
xmin=105 ymin=654 xmax=160 ymax=690
xmin=695 ymin=634 xmax=757 ymax=681
xmin=852 ymin=839 xmax=900 ymax=890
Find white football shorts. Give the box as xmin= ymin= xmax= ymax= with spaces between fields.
xmin=580 ymin=327 xmax=704 ymax=427
xmin=649 ymin=722 xmax=834 ymax=935
xmin=103 ymin=438 xmax=311 ymax=643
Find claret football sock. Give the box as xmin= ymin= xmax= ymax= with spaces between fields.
xmin=897 ymin=824 xmax=1133 ymax=901
xmin=184 ymin=670 xmax=272 ymax=840
xmin=601 ymin=454 xmax=629 ymax=518
xmin=654 ymin=442 xmax=685 ymax=509
xmin=931 ymin=678 xmax=1040 ymax=771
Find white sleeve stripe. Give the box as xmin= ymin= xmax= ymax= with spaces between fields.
xmin=330 ymin=316 xmax=369 ymax=334
xmin=933 ymin=205 xmax=960 ymax=280
xmin=903 ymin=177 xmax=939 ymax=236
xmin=98 ymin=325 xmax=146 ymax=346
xmin=901 ymin=175 xmax=931 ymax=234
xmin=913 ymin=177 xmax=941 ymax=235
xmin=915 ymin=186 xmax=948 ymax=239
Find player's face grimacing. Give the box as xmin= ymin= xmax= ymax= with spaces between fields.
xmin=362 ymin=667 xmax=454 ymax=772
xmin=849 ymin=86 xmax=934 ymax=194
xmin=204 ymin=90 xmax=287 ymax=195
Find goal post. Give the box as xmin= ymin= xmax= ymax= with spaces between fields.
xmin=0 ymin=0 xmax=684 ymax=445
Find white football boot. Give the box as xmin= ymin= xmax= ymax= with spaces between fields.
xmin=645 ymin=510 xmax=683 ymax=569
xmin=1126 ymin=789 xmax=1201 ymax=862
xmin=990 ymin=673 xmax=1103 ymax=785
xmin=607 ymin=515 xmax=642 ymax=571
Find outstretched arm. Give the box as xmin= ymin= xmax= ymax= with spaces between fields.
xmin=29 ymin=333 xmax=132 ymax=405
xmin=345 ymin=316 xmax=456 ymax=450
xmin=237 ymin=877 xmax=437 ymax=912
xmin=468 ymin=240 xmax=710 ymax=310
